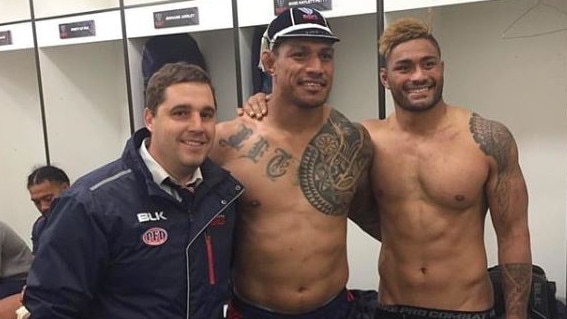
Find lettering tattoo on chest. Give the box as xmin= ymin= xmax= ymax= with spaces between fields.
xmin=267 ymin=148 xmax=293 ymax=180
xmin=219 ymin=124 xmax=252 ymax=150
xmin=469 ymin=113 xmax=513 ymax=170
xmin=219 ymin=111 xmax=372 ymax=216
xmin=245 ymin=137 xmax=269 ymax=163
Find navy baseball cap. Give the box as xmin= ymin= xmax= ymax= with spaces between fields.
xmin=265 ymin=7 xmax=340 ymax=48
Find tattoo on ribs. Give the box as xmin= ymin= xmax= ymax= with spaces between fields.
xmin=299 ymin=110 xmax=372 ymax=216
xmin=219 ymin=124 xmax=252 ymax=150
xmin=469 ymin=113 xmax=513 ymax=170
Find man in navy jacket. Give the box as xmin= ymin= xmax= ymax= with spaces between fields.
xmin=23 ymin=62 xmax=244 ymax=319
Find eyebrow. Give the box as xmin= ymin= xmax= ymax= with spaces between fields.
xmin=394 ymin=55 xmax=439 ymax=64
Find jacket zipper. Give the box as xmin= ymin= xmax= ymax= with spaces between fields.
xmin=185 ymin=186 xmax=244 ymax=318
xmin=205 ymin=231 xmax=216 ymax=285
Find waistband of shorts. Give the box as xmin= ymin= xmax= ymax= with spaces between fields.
xmin=231 ymin=289 xmax=352 ymax=318
xmin=376 ymin=304 xmax=497 ymax=319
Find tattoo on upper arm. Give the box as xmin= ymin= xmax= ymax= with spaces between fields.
xmin=219 ymin=124 xmax=252 ymax=150
xmin=299 ymin=110 xmax=373 ymax=216
xmin=469 ymin=113 xmax=514 ymax=171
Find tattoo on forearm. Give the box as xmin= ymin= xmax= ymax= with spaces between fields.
xmin=299 ymin=110 xmax=373 ymax=216
xmin=501 ymin=263 xmax=532 ymax=319
xmin=469 ymin=113 xmax=513 ymax=171
xmin=266 ymin=148 xmax=293 ymax=180
xmin=219 ymin=124 xmax=252 ymax=150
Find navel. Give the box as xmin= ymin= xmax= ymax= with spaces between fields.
xmin=248 ymin=200 xmax=260 ymax=207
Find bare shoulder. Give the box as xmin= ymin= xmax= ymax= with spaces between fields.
xmin=328 ymin=110 xmax=373 ymax=148
xmin=464 ymin=109 xmax=518 ymax=167
xmin=360 ymin=118 xmax=387 ymax=130
xmin=211 ymin=117 xmax=258 ymax=165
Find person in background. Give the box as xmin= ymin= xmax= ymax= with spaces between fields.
xmin=26 ymin=166 xmax=70 ymax=254
xmin=210 ymin=7 xmax=375 ymax=319
xmin=0 ymin=221 xmax=33 ymax=319
xmin=23 ymin=62 xmax=244 ymax=319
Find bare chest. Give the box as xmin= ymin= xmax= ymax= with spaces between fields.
xmin=373 ymin=134 xmax=489 ymax=209
xmin=222 ymin=118 xmax=372 ymax=216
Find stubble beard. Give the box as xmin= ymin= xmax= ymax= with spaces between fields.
xmin=393 ymin=78 xmax=444 ymax=113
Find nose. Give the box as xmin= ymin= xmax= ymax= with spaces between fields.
xmin=187 ymin=112 xmax=204 ymax=132
xmin=305 ymin=57 xmax=324 ymax=75
xmin=410 ymin=66 xmax=427 ymax=82
xmin=39 ymin=200 xmax=51 ymax=214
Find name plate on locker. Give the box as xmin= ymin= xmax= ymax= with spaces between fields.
xmin=0 ymin=30 xmax=12 ymax=46
xmin=59 ymin=20 xmax=96 ymax=39
xmin=274 ymin=0 xmax=333 ymax=15
xmin=153 ymin=7 xmax=199 ymax=29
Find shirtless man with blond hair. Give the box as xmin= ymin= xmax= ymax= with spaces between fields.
xmin=209 ymin=7 xmax=374 ymax=319
xmin=363 ymin=17 xmax=532 ymax=319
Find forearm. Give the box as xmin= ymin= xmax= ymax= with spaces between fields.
xmin=498 ymin=234 xmax=532 ymax=319
xmin=500 ymin=263 xmax=531 ymax=319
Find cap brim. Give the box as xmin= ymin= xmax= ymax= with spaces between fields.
xmin=276 ymin=29 xmax=340 ymax=42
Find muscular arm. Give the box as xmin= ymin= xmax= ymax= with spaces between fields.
xmin=348 ymin=173 xmax=381 ymax=241
xmin=0 ymin=293 xmax=20 ymax=319
xmin=470 ymin=113 xmax=532 ymax=319
xmin=347 ymin=124 xmax=380 ymax=240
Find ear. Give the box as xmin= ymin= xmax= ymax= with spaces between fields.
xmin=260 ymin=51 xmax=275 ymax=75
xmin=144 ymin=108 xmax=154 ymax=132
xmin=379 ymin=67 xmax=390 ymax=89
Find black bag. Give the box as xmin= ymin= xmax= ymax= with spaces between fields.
xmin=142 ymin=33 xmax=207 ymax=89
xmin=488 ymin=264 xmax=558 ymax=319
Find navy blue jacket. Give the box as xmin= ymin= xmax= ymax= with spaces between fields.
xmin=24 ymin=128 xmax=244 ymax=319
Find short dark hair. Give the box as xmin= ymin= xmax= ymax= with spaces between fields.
xmin=27 ymin=165 xmax=70 ymax=188
xmin=144 ymin=62 xmax=216 ymax=116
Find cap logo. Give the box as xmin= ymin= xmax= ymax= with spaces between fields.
xmin=298 ymin=7 xmax=314 ymax=15
xmin=298 ymin=8 xmax=320 ymax=22
xmin=142 ymin=227 xmax=168 ymax=246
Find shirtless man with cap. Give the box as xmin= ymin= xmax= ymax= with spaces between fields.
xmin=210 ymin=7 xmax=375 ymax=319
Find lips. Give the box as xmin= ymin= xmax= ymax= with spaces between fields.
xmin=300 ymin=79 xmax=326 ymax=91
xmin=184 ymin=140 xmax=206 ymax=146
xmin=406 ymin=84 xmax=432 ymax=98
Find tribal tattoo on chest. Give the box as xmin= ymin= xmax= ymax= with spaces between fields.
xmin=218 ymin=110 xmax=373 ymax=216
xmin=299 ymin=110 xmax=372 ymax=215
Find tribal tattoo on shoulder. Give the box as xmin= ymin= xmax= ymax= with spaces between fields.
xmin=299 ymin=110 xmax=373 ymax=216
xmin=469 ymin=113 xmax=514 ymax=171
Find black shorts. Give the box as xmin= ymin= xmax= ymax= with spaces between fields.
xmin=0 ymin=278 xmax=26 ymax=299
xmin=227 ymin=289 xmax=356 ymax=319
xmin=375 ymin=304 xmax=497 ymax=319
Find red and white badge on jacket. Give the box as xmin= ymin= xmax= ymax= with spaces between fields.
xmin=142 ymin=227 xmax=168 ymax=246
